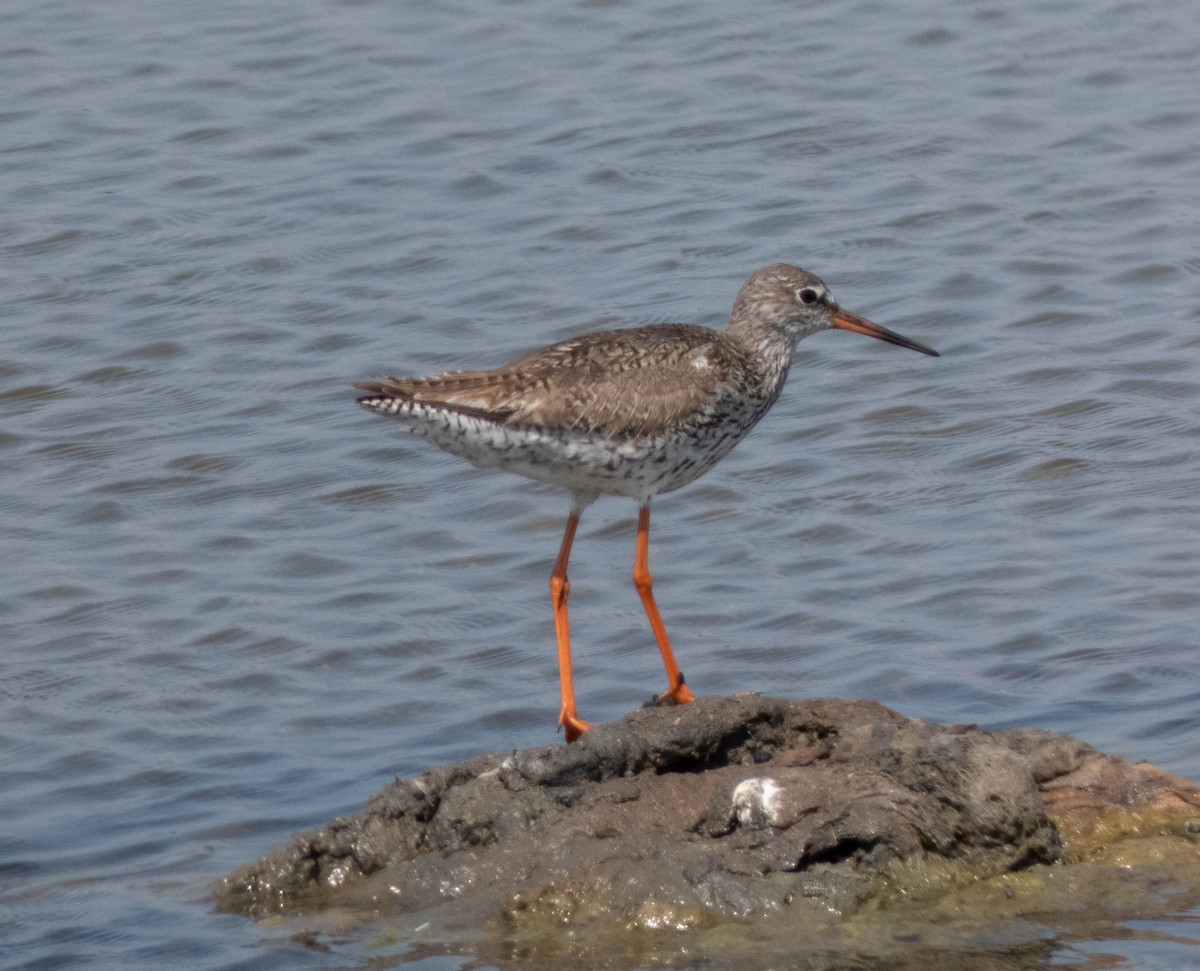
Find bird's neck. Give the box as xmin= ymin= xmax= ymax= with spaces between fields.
xmin=726 ymin=321 xmax=796 ymax=398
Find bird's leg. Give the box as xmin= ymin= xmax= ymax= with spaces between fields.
xmin=551 ymin=505 xmax=592 ymax=742
xmin=634 ymin=504 xmax=696 ymax=707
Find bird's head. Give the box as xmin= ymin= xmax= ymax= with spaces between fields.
xmin=727 ymin=263 xmax=939 ymax=358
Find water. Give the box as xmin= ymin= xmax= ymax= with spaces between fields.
xmin=3 ymin=0 xmax=1200 ymax=967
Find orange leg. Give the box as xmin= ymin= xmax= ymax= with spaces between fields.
xmin=551 ymin=505 xmax=592 ymax=742
xmin=634 ymin=504 xmax=696 ymax=707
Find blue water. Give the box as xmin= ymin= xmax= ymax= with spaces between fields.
xmin=3 ymin=0 xmax=1200 ymax=967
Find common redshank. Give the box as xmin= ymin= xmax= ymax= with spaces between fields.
xmin=355 ymin=264 xmax=938 ymax=742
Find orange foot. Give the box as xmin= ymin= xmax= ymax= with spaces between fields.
xmin=654 ymin=679 xmax=696 ymax=707
xmin=559 ymin=708 xmax=593 ymax=743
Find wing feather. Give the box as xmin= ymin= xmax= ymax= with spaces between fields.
xmin=356 ymin=324 xmax=756 ymax=437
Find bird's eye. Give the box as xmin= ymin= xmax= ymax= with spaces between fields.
xmin=796 ymin=287 xmax=820 ymax=305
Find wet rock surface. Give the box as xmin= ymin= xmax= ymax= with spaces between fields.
xmin=216 ymin=696 xmax=1200 ymax=967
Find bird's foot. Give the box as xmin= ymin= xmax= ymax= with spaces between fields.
xmin=653 ymin=678 xmax=696 ymax=707
xmin=559 ymin=708 xmax=592 ymax=743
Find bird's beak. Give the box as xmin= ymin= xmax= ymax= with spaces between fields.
xmin=831 ymin=307 xmax=940 ymax=357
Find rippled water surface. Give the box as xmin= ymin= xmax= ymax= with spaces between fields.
xmin=4 ymin=0 xmax=1200 ymax=967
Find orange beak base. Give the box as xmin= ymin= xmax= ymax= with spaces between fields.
xmin=831 ymin=308 xmax=939 ymax=357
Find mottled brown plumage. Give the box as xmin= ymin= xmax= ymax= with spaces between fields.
xmin=355 ymin=264 xmax=938 ymax=742
xmin=361 ymin=323 xmax=751 ymax=438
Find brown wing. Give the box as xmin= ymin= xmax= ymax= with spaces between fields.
xmin=356 ymin=324 xmax=754 ymax=437
xmin=354 ymin=368 xmax=525 ymax=422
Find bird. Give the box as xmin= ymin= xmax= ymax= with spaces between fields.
xmin=355 ymin=263 xmax=938 ymax=742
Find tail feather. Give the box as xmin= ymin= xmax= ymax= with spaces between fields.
xmin=354 ymin=382 xmax=515 ymax=423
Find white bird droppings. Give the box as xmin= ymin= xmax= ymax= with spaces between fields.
xmin=732 ymin=777 xmax=783 ymax=828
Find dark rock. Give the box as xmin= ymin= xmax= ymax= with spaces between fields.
xmin=215 ymin=696 xmax=1200 ymax=968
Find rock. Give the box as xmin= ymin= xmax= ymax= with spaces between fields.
xmin=214 ymin=696 xmax=1200 ymax=967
